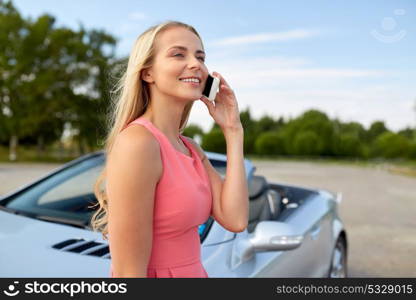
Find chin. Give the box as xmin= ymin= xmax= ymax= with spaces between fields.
xmin=180 ymin=93 xmax=202 ymax=101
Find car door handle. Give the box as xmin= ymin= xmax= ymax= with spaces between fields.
xmin=310 ymin=225 xmax=321 ymax=240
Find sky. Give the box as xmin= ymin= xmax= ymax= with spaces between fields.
xmin=12 ymin=0 xmax=416 ymax=133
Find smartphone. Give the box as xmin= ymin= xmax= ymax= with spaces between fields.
xmin=202 ymin=74 xmax=220 ymax=101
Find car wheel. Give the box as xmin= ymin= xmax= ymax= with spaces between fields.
xmin=328 ymin=237 xmax=347 ymax=278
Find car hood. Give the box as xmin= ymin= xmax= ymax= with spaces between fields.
xmin=0 ymin=210 xmax=226 ymax=277
xmin=0 ymin=210 xmax=111 ymax=277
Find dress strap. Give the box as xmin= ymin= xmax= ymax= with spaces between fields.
xmin=126 ymin=117 xmax=195 ymax=161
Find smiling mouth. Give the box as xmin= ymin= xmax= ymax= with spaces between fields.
xmin=179 ymin=79 xmax=200 ymax=86
xmin=180 ymin=81 xmax=199 ymax=85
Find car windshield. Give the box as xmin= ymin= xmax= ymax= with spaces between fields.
xmin=1 ymin=154 xmax=227 ymax=239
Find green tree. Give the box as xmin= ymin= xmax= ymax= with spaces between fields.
xmin=0 ymin=0 xmax=28 ymax=160
xmin=239 ymin=107 xmax=256 ymax=154
xmin=280 ymin=109 xmax=335 ymax=156
xmin=397 ymin=127 xmax=415 ymax=140
xmin=254 ymin=131 xmax=285 ymax=155
xmin=367 ymin=120 xmax=388 ymax=143
xmin=371 ymin=132 xmax=411 ymax=158
xmin=407 ymin=142 xmax=416 ymax=160
xmin=254 ymin=114 xmax=282 ymax=133
xmin=293 ymin=131 xmax=320 ymax=156
xmin=69 ymin=28 xmax=116 ymax=154
xmin=0 ymin=1 xmax=117 ymax=160
xmin=201 ymin=128 xmax=226 ymax=154
xmin=339 ymin=121 xmax=367 ymax=141
xmin=183 ymin=123 xmax=204 ymax=139
xmin=333 ymin=133 xmax=364 ymax=158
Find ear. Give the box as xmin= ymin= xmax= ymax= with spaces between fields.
xmin=141 ymin=68 xmax=154 ymax=83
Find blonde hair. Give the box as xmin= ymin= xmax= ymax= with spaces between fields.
xmin=90 ymin=20 xmax=204 ymax=240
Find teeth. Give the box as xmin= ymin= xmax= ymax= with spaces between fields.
xmin=180 ymin=78 xmax=199 ymax=83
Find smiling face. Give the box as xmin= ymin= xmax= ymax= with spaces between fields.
xmin=142 ymin=26 xmax=209 ymax=102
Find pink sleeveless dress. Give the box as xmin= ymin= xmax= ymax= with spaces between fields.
xmin=109 ymin=116 xmax=213 ymax=278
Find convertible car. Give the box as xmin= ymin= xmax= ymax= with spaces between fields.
xmin=0 ymin=151 xmax=347 ymax=277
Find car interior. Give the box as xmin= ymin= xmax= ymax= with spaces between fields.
xmin=247 ymin=175 xmax=284 ymax=233
xmin=247 ymin=173 xmax=322 ymax=233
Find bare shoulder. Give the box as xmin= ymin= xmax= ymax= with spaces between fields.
xmin=116 ymin=123 xmax=160 ymax=148
xmin=109 ymin=124 xmax=162 ymax=180
xmin=182 ymin=135 xmax=207 ymax=161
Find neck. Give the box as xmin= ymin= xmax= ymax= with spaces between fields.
xmin=141 ymin=93 xmax=192 ymax=143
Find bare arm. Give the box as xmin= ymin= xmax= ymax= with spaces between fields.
xmin=198 ymin=71 xmax=249 ymax=233
xmin=185 ymin=129 xmax=248 ymax=232
xmin=215 ymin=127 xmax=248 ymax=232
xmin=106 ymin=126 xmax=162 ymax=277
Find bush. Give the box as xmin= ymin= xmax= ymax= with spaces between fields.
xmin=333 ymin=134 xmax=364 ymax=158
xmin=201 ymin=128 xmax=226 ymax=154
xmin=293 ymin=131 xmax=321 ymax=156
xmin=371 ymin=132 xmax=411 ymax=158
xmin=281 ymin=110 xmax=335 ymax=156
xmin=254 ymin=131 xmax=285 ymax=155
xmin=407 ymin=142 xmax=416 ymax=160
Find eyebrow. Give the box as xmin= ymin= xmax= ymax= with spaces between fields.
xmin=168 ymin=45 xmax=205 ymax=55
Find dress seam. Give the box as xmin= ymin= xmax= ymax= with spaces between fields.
xmin=147 ymin=257 xmax=201 ymax=269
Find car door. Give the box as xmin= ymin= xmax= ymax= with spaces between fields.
xmin=206 ymin=193 xmax=332 ymax=277
xmin=252 ymin=194 xmax=333 ymax=277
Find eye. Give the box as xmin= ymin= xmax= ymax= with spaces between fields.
xmin=174 ymin=53 xmax=205 ymax=62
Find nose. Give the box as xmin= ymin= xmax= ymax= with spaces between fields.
xmin=187 ymin=56 xmax=203 ymax=70
xmin=186 ymin=56 xmax=207 ymax=82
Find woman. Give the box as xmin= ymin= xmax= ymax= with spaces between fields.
xmin=91 ymin=20 xmax=249 ymax=278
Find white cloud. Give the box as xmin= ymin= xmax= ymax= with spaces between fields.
xmin=188 ymin=56 xmax=414 ymax=133
xmin=257 ymin=88 xmax=414 ymax=132
xmin=404 ymin=99 xmax=416 ymax=111
xmin=209 ymin=55 xmax=312 ymax=69
xmin=209 ymin=29 xmax=322 ymax=47
xmin=207 ymin=56 xmax=390 ymax=91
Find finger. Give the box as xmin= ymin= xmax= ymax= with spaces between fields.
xmin=213 ymin=71 xmax=226 ymax=85
xmin=200 ymin=95 xmax=215 ymax=112
xmin=202 ymin=94 xmax=218 ymax=104
xmin=213 ymin=71 xmax=230 ymax=88
xmin=220 ymin=84 xmax=234 ymax=95
xmin=200 ymin=95 xmax=212 ymax=103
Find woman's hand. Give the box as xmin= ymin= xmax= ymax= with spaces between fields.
xmin=199 ymin=72 xmax=243 ymax=133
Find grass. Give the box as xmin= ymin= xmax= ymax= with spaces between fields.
xmin=384 ymin=165 xmax=416 ymax=178
xmin=0 ymin=145 xmax=91 ymax=164
xmin=246 ymin=154 xmax=416 ymax=178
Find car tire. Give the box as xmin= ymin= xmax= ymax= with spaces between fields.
xmin=328 ymin=236 xmax=348 ymax=278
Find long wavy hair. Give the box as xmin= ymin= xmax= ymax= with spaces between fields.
xmin=90 ymin=20 xmax=204 ymax=240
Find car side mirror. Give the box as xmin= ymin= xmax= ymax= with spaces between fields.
xmin=231 ymin=221 xmax=304 ymax=269
xmin=251 ymin=221 xmax=304 ymax=252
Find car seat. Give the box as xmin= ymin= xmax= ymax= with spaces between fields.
xmin=247 ymin=175 xmax=282 ymax=233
